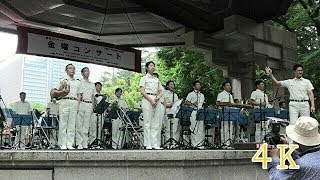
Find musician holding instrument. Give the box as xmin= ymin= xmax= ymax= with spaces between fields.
xmin=13 ymin=92 xmax=32 ymax=148
xmin=88 ymin=82 xmax=105 ymax=145
xmin=76 ymin=67 xmax=95 ymax=149
xmin=249 ymin=80 xmax=272 ymax=142
xmin=185 ymin=80 xmax=205 ymax=149
xmin=139 ymin=61 xmax=163 ymax=150
xmin=216 ymin=81 xmax=234 ymax=148
xmin=111 ymin=88 xmax=128 ymax=149
xmin=163 ymin=80 xmax=179 ymax=148
xmin=52 ymin=64 xmax=80 ymax=150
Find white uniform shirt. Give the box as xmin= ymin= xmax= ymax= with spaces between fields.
xmin=139 ymin=74 xmax=162 ymax=94
xmin=13 ymin=101 xmax=32 ymax=114
xmin=47 ymin=102 xmax=59 ymax=115
xmin=250 ymin=89 xmax=271 ymax=108
xmin=164 ymin=89 xmax=179 ymax=114
xmin=280 ymin=77 xmax=314 ymax=100
xmin=216 ymin=90 xmax=234 ymax=103
xmin=79 ymin=79 xmax=95 ymax=101
xmin=56 ymin=76 xmax=80 ymax=99
xmin=186 ymin=91 xmax=205 ymax=109
xmin=113 ymin=97 xmax=128 ymax=110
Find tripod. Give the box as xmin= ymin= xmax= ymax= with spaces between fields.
xmin=162 ymin=114 xmax=179 ymax=149
xmin=89 ymin=113 xmax=108 ymax=149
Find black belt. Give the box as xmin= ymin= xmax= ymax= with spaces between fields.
xmin=290 ymin=99 xmax=308 ymax=102
xmin=62 ymin=97 xmax=77 ymax=100
xmin=146 ymin=93 xmax=157 ymax=96
xmin=81 ymin=100 xmax=92 ymax=103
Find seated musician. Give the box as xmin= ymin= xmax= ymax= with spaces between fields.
xmin=185 ymin=80 xmax=205 ymax=149
xmin=12 ymin=92 xmax=32 ymax=149
xmin=163 ymin=80 xmax=179 ymax=148
xmin=111 ymin=88 xmax=128 ymax=149
xmin=249 ymin=80 xmax=272 ymax=143
xmin=216 ymin=81 xmax=235 ymax=148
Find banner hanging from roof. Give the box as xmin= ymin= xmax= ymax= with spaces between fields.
xmin=16 ymin=26 xmax=141 ymax=72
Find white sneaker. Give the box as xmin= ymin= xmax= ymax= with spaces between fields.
xmin=145 ymin=146 xmax=152 ymax=150
xmin=61 ymin=145 xmax=67 ymax=150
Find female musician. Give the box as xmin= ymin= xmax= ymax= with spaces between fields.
xmin=139 ymin=61 xmax=163 ymax=150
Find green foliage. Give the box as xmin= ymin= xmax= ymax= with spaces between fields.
xmin=30 ymin=102 xmax=46 ymax=113
xmin=156 ymin=47 xmax=225 ymax=106
xmin=274 ymin=0 xmax=320 ymax=113
xmin=100 ymin=70 xmax=143 ymax=109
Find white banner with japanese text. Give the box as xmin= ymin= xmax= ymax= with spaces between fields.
xmin=17 ymin=27 xmax=141 ymax=72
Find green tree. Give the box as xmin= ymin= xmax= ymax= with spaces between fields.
xmin=273 ymin=0 xmax=320 ymax=112
xmin=156 ymin=47 xmax=225 ymax=106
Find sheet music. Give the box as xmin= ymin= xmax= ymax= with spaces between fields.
xmin=170 ymin=99 xmax=182 ymax=115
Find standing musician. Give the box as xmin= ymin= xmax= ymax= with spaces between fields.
xmin=163 ymin=80 xmax=180 ymax=148
xmin=52 ymin=64 xmax=80 ymax=150
xmin=216 ymin=81 xmax=234 ymax=148
xmin=13 ymin=92 xmax=32 ymax=148
xmin=88 ymin=82 xmax=106 ymax=146
xmin=76 ymin=67 xmax=95 ymax=149
xmin=185 ymin=80 xmax=205 ymax=149
xmin=265 ymin=64 xmax=315 ymax=124
xmin=249 ymin=80 xmax=272 ymax=142
xmin=111 ymin=88 xmax=128 ymax=149
xmin=139 ymin=61 xmax=163 ymax=150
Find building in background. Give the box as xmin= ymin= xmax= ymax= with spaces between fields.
xmin=0 ymin=54 xmax=89 ymax=105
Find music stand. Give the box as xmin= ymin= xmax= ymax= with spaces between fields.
xmin=195 ymin=108 xmax=220 ymax=149
xmin=253 ymin=108 xmax=275 ymax=142
xmin=12 ymin=114 xmax=32 ymax=149
xmin=220 ymin=108 xmax=240 ymax=148
xmin=277 ymin=110 xmax=289 ymax=120
xmin=175 ymin=106 xmax=193 ymax=149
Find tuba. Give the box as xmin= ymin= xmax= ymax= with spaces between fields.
xmin=50 ymin=79 xmax=70 ymax=100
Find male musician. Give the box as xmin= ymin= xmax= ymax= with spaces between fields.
xmin=186 ymin=80 xmax=205 ymax=149
xmin=13 ymin=92 xmax=32 ymax=148
xmin=46 ymin=98 xmax=59 ymax=147
xmin=52 ymin=64 xmax=80 ymax=150
xmin=265 ymin=64 xmax=315 ymax=124
xmin=249 ymin=80 xmax=272 ymax=142
xmin=216 ymin=81 xmax=234 ymax=148
xmin=111 ymin=88 xmax=128 ymax=149
xmin=89 ymin=82 xmax=107 ymax=146
xmin=163 ymin=80 xmax=179 ymax=148
xmin=76 ymin=67 xmax=95 ymax=149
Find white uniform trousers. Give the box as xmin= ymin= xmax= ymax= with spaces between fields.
xmin=255 ymin=121 xmax=268 ymax=143
xmin=88 ymin=113 xmax=103 ymax=145
xmin=76 ymin=102 xmax=93 ymax=149
xmin=141 ymin=96 xmax=162 ymax=148
xmin=59 ymin=99 xmax=78 ymax=149
xmin=221 ymin=121 xmax=234 ymax=146
xmin=15 ymin=126 xmax=29 ymax=148
xmin=163 ymin=114 xmax=180 ymax=146
xmin=289 ymin=101 xmax=310 ymax=125
xmin=190 ymin=110 xmax=205 ymax=148
xmin=112 ymin=118 xmax=123 ymax=149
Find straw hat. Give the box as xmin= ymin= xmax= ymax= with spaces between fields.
xmin=286 ymin=116 xmax=320 ymax=146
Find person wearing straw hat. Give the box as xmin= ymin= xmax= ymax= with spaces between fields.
xmin=268 ymin=116 xmax=320 ymax=180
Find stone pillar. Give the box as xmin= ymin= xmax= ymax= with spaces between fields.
xmin=231 ymin=78 xmax=241 ymax=101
